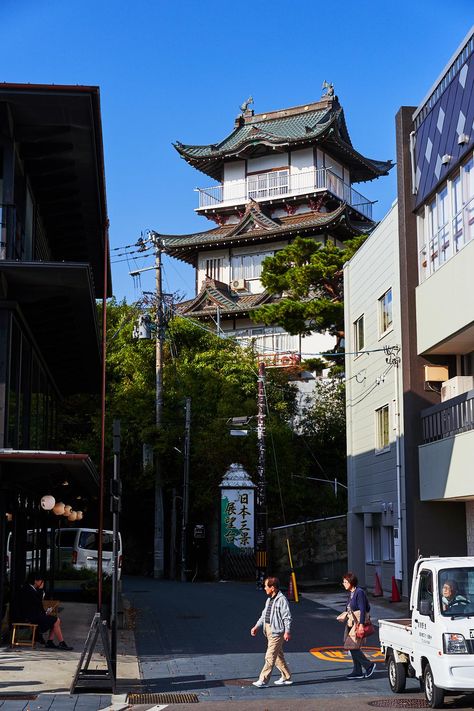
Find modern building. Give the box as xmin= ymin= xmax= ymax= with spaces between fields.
xmin=0 ymin=83 xmax=109 ymax=614
xmin=397 ymin=26 xmax=474 ymax=566
xmin=160 ymin=90 xmax=392 ymax=366
xmin=345 ymin=26 xmax=474 ymax=598
xmin=344 ymin=203 xmax=406 ymax=596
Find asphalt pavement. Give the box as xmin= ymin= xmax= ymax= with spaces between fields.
xmin=2 ymin=578 xmax=474 ymax=710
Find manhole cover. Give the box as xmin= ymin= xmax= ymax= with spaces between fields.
xmin=368 ymin=700 xmax=428 ymax=708
xmin=127 ymin=692 xmax=199 ymax=704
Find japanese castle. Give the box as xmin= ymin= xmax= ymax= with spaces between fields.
xmin=161 ymin=87 xmax=392 ymax=365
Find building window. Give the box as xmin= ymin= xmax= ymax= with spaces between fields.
xmin=365 ymin=526 xmax=381 ymax=562
xmin=354 ymin=315 xmax=364 ymax=354
xmin=382 ymin=526 xmax=395 ymax=561
xmin=419 ymin=153 xmax=474 ymax=281
xmin=247 ymin=169 xmax=289 ymax=200
xmin=379 ymin=288 xmax=393 ymax=335
xmin=375 ymin=404 xmax=390 ymax=451
xmin=205 ymin=258 xmax=222 ymax=282
xmin=231 ymin=252 xmax=272 ymax=281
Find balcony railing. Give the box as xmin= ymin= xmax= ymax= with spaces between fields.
xmin=421 ymin=389 xmax=474 ymax=443
xmin=196 ymin=167 xmax=373 ymax=219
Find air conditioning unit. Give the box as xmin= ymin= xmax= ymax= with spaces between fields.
xmin=231 ymin=278 xmax=247 ymax=291
xmin=440 ymin=375 xmax=474 ymax=402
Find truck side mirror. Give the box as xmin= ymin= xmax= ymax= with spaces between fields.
xmin=419 ymin=599 xmax=433 ymax=617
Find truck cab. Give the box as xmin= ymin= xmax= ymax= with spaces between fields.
xmin=379 ymin=556 xmax=474 ymax=708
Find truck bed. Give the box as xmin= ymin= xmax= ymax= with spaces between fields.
xmin=379 ymin=618 xmax=412 ymax=655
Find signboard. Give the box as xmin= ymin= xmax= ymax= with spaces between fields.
xmin=221 ymin=488 xmax=254 ymax=550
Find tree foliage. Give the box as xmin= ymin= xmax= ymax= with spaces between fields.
xmin=252 ymin=235 xmax=367 ymax=343
xmin=58 ymin=299 xmax=349 ymax=576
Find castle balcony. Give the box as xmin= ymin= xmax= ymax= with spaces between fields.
xmin=195 ymin=167 xmax=373 ymax=220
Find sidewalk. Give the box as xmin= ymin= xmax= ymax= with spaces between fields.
xmin=0 ymin=600 xmax=139 ymax=708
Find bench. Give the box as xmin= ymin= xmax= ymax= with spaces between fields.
xmin=11 ymin=622 xmax=38 ymax=647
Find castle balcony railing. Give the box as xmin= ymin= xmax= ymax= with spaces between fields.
xmin=195 ymin=167 xmax=373 ymax=219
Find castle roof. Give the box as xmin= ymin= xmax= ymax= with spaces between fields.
xmin=177 ymin=277 xmax=277 ymax=318
xmin=161 ymin=200 xmax=370 ymax=265
xmin=174 ymin=96 xmax=393 ymax=183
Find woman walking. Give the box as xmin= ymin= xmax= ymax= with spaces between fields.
xmin=342 ymin=572 xmax=375 ymax=679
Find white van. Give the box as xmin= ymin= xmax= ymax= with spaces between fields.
xmin=7 ymin=527 xmax=123 ymax=579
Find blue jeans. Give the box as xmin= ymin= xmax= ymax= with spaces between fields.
xmin=350 ymin=648 xmax=371 ymax=674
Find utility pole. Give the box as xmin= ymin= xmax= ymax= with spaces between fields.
xmin=150 ymin=231 xmax=164 ymax=579
xmin=181 ymin=397 xmax=191 ymax=582
xmin=255 ymin=361 xmax=267 ymax=589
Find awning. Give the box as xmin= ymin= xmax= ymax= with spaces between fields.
xmin=0 ymin=261 xmax=101 ymax=393
xmin=0 ymin=449 xmax=99 ymax=498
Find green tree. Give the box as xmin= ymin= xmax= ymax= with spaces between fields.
xmin=252 ymin=235 xmax=367 ymax=346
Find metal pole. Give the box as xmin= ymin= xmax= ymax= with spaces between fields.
xmin=255 ymin=362 xmax=267 ymax=589
xmin=110 ymin=419 xmax=121 ymax=677
xmin=151 ymin=232 xmax=165 ymax=579
xmin=98 ymin=220 xmax=109 ymax=611
xmin=181 ymin=397 xmax=191 ymax=582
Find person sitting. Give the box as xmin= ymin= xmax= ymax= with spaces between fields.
xmin=20 ymin=571 xmax=73 ymax=650
xmin=441 ymin=580 xmax=469 ymax=611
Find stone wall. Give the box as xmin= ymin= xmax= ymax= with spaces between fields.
xmin=268 ymin=515 xmax=347 ymax=583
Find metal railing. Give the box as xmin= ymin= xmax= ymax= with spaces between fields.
xmin=196 ymin=167 xmax=373 ymax=219
xmin=421 ymin=389 xmax=474 ymax=443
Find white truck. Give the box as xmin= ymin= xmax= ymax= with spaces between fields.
xmin=379 ymin=556 xmax=474 ymax=708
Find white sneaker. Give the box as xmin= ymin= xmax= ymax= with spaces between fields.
xmin=274 ymin=676 xmax=293 ymax=685
xmin=252 ymin=680 xmax=267 ymax=688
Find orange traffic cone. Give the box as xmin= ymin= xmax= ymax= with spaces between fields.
xmin=287 ymin=577 xmax=294 ymax=601
xmin=390 ymin=576 xmax=401 ymax=603
xmin=373 ymin=572 xmax=383 ymax=597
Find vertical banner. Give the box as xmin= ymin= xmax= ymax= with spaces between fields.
xmin=221 ymin=488 xmax=255 ymax=551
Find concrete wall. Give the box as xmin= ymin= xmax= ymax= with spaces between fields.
xmin=268 ymin=516 xmax=347 ymax=582
xmin=419 ymin=428 xmax=474 ymax=500
xmin=416 ymin=239 xmax=474 ymax=354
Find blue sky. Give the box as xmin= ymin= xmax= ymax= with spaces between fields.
xmin=1 ymin=1 xmax=473 ymax=303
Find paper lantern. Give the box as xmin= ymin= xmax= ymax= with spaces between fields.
xmin=76 ymin=511 xmax=83 ymax=521
xmin=41 ymin=495 xmax=56 ymax=511
xmin=5 ymin=512 xmax=12 ymax=522
xmin=67 ymin=510 xmax=77 ymax=522
xmin=53 ymin=501 xmax=65 ymax=516
xmin=63 ymin=504 xmax=72 ymax=516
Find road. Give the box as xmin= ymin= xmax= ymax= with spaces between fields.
xmin=123 ymin=577 xmax=438 ymax=709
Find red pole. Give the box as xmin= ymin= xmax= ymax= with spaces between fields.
xmin=98 ymin=221 xmax=109 ymax=612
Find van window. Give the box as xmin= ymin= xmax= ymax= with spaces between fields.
xmin=79 ymin=531 xmax=114 ymax=552
xmin=57 ymin=530 xmax=77 ymax=547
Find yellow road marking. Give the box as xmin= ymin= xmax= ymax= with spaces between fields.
xmin=309 ymin=646 xmax=384 ymax=662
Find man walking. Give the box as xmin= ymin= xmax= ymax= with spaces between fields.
xmin=250 ymin=576 xmax=293 ymax=687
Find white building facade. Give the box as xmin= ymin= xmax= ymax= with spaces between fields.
xmin=344 ymin=203 xmax=407 ymax=595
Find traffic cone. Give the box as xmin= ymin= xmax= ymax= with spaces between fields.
xmin=390 ymin=576 xmax=401 ymax=603
xmin=373 ymin=572 xmax=383 ymax=597
xmin=287 ymin=577 xmax=294 ymax=601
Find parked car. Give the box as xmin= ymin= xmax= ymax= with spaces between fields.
xmin=7 ymin=527 xmax=123 ymax=580
xmin=379 ymin=556 xmax=474 ymax=708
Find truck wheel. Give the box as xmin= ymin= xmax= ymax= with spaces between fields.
xmin=388 ymin=654 xmax=406 ymax=693
xmin=424 ymin=663 xmax=445 ymax=708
